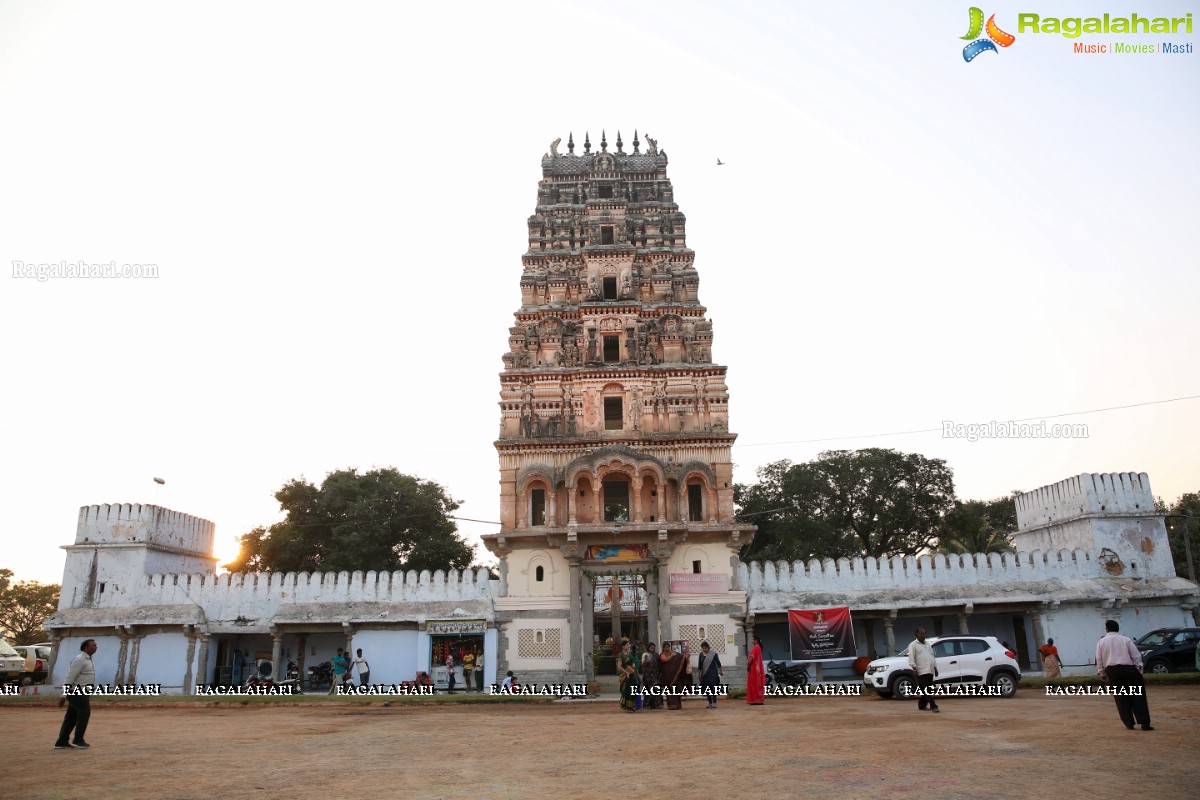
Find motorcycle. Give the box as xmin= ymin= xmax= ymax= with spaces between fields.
xmin=766 ymin=659 xmax=810 ymax=687
xmin=307 ymin=660 xmax=333 ymax=690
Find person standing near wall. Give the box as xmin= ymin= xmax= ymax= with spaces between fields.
xmin=462 ymin=649 xmax=475 ymax=691
xmin=55 ymin=639 xmax=97 ymax=749
xmin=1038 ymin=638 xmax=1063 ymax=679
xmin=1096 ymin=619 xmax=1152 ymax=731
xmin=907 ymin=628 xmax=940 ymax=713
xmin=352 ymin=649 xmax=370 ymax=688
xmin=330 ymin=648 xmax=349 ymax=695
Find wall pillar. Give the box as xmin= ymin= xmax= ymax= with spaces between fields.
xmin=114 ymin=627 xmax=131 ymax=684
xmin=183 ymin=626 xmax=198 ymax=692
xmin=128 ymin=629 xmax=144 ymax=685
xmin=271 ymin=626 xmax=284 ymax=681
xmin=957 ymin=602 xmax=973 ymax=634
xmin=884 ymin=610 xmax=897 ymax=656
xmin=568 ymin=559 xmax=583 ymax=674
xmin=196 ymin=633 xmax=211 ymax=689
xmin=657 ymin=549 xmax=673 ymax=641
xmin=647 ymin=568 xmax=659 ymax=646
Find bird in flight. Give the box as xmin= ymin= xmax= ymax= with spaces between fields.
xmin=716 ymin=158 xmax=725 ymax=165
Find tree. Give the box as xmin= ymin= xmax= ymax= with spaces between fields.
xmin=0 ymin=569 xmax=61 ymax=645
xmin=1165 ymin=492 xmax=1200 ymax=582
xmin=225 ymin=468 xmax=475 ymax=574
xmin=936 ymin=496 xmax=1017 ymax=555
xmin=735 ymin=449 xmax=957 ymax=561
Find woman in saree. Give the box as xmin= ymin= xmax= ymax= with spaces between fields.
xmin=658 ymin=642 xmax=690 ymax=710
xmin=746 ymin=635 xmax=766 ymax=705
xmin=641 ymin=642 xmax=662 ymax=709
xmin=1038 ymin=638 xmax=1063 ymax=678
xmin=617 ymin=640 xmax=640 ymax=712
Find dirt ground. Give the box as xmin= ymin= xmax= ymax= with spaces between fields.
xmin=3 ymin=686 xmax=1199 ymax=800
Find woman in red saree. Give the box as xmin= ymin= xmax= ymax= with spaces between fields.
xmin=746 ymin=635 xmax=766 ymax=705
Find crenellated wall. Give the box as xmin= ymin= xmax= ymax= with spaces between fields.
xmin=739 ymin=549 xmax=1101 ymax=595
xmin=75 ymin=503 xmax=216 ymax=556
xmin=76 ymin=567 xmax=495 ymax=612
xmin=1015 ymin=472 xmax=1155 ymax=530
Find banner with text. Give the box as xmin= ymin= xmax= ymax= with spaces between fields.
xmin=788 ymin=607 xmax=857 ymax=662
xmin=669 ymin=573 xmax=730 ymax=594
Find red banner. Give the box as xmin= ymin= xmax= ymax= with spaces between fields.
xmin=788 ymin=607 xmax=857 ymax=662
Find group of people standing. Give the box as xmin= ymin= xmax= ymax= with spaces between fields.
xmin=328 ymin=647 xmax=370 ymax=693
xmin=446 ymin=648 xmax=484 ymax=691
xmin=615 ymin=638 xmax=729 ymax=711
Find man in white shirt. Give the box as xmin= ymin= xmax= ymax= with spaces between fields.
xmin=1096 ymin=619 xmax=1152 ymax=730
xmin=56 ymin=639 xmax=98 ymax=749
xmin=906 ymin=628 xmax=940 ymax=713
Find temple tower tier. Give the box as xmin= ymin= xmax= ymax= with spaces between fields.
xmin=484 ymin=132 xmax=755 ymax=688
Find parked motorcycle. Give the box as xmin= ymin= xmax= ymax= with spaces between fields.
xmin=307 ymin=660 xmax=333 ymax=690
xmin=766 ymin=660 xmax=810 ymax=687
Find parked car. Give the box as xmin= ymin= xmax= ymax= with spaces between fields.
xmin=0 ymin=640 xmax=25 ymax=686
xmin=863 ymin=635 xmax=1021 ymax=699
xmin=14 ymin=644 xmax=53 ymax=685
xmin=1134 ymin=628 xmax=1200 ymax=674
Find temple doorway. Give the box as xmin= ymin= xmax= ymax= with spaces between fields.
xmin=591 ymin=573 xmax=649 ymax=673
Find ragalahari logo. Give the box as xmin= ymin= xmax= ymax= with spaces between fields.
xmin=962 ymin=7 xmax=1016 ymax=61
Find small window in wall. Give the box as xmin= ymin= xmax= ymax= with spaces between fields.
xmin=535 ymin=565 xmax=545 ymax=582
xmin=99 ymin=582 xmax=106 ymax=594
xmin=688 ymin=483 xmax=703 ymax=521
xmin=598 ymin=186 xmax=613 ymax=199
xmin=692 ymin=560 xmax=702 ymax=574
xmin=602 ymin=276 xmax=617 ymax=299
xmin=604 ymin=397 xmax=623 ymax=430
xmin=603 ymin=335 xmax=620 ymax=363
xmin=531 ymin=488 xmax=546 ymax=526
xmin=601 ymin=226 xmax=614 ymax=245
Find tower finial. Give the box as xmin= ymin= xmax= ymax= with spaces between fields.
xmin=584 ymin=131 xmax=591 ymax=154
xmin=616 ymin=130 xmax=624 ymax=154
xmin=601 ymin=129 xmax=607 ymax=152
xmin=632 ymin=129 xmax=640 ymax=153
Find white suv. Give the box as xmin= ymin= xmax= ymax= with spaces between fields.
xmin=863 ymin=635 xmax=1021 ymax=699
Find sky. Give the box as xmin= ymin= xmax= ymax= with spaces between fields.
xmin=1 ymin=0 xmax=1197 ymax=585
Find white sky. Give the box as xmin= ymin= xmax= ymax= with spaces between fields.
xmin=2 ymin=0 xmax=1197 ymax=585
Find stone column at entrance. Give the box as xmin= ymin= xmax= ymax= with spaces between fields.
xmin=609 ymin=574 xmax=622 ymax=642
xmin=957 ymin=602 xmax=973 ymax=634
xmin=582 ymin=577 xmax=595 ymax=679
xmin=884 ymin=610 xmax=897 ymax=656
xmin=647 ymin=569 xmax=659 ymax=645
xmin=128 ymin=630 xmax=144 ymax=685
xmin=568 ymin=558 xmax=583 ymax=674
xmin=183 ymin=626 xmax=198 ymax=692
xmin=114 ymin=627 xmax=131 ymax=684
xmin=657 ymin=550 xmax=672 ymax=642
xmin=271 ymin=626 xmax=284 ymax=681
xmin=196 ymin=633 xmax=211 ymax=688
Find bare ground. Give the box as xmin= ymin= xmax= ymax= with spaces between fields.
xmin=3 ymin=686 xmax=1199 ymax=800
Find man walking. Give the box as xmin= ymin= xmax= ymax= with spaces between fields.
xmin=907 ymin=628 xmax=940 ymax=713
xmin=329 ymin=648 xmax=349 ymax=694
xmin=56 ymin=639 xmax=97 ymax=749
xmin=352 ymin=648 xmax=370 ymax=688
xmin=1096 ymin=619 xmax=1152 ymax=730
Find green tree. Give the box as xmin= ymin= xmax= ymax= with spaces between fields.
xmin=735 ymin=449 xmax=957 ymax=561
xmin=225 ymin=468 xmax=475 ymax=574
xmin=936 ymin=496 xmax=1017 ymax=555
xmin=0 ymin=569 xmax=61 ymax=645
xmin=1165 ymin=492 xmax=1200 ymax=582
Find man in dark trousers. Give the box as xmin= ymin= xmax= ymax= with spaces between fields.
xmin=1096 ymin=619 xmax=1153 ymax=730
xmin=907 ymin=628 xmax=940 ymax=713
xmin=56 ymin=639 xmax=97 ymax=749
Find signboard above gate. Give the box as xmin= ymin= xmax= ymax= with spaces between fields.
xmin=669 ymin=573 xmax=730 ymax=594
xmin=585 ymin=544 xmax=649 ymax=562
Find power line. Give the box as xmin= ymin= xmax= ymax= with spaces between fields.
xmin=732 ymin=393 xmax=1200 ymax=449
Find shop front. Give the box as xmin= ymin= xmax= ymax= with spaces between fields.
xmin=428 ymin=620 xmax=486 ymax=691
